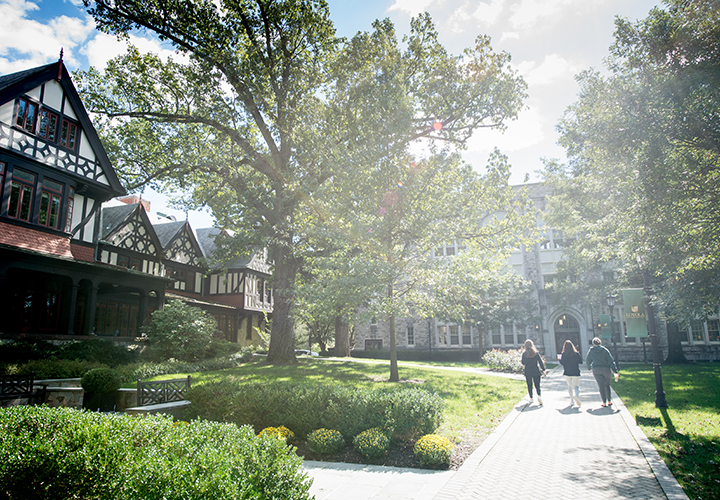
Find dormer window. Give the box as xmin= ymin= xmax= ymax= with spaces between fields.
xmin=60 ymin=119 xmax=78 ymax=150
xmin=38 ymin=110 xmax=58 ymax=141
xmin=15 ymin=98 xmax=38 ymax=133
xmin=14 ymin=97 xmax=78 ymax=152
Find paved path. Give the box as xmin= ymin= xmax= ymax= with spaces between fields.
xmin=304 ymin=366 xmax=688 ymax=500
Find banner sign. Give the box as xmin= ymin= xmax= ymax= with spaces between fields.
xmin=599 ymin=314 xmax=611 ymax=338
xmin=622 ymin=289 xmax=648 ymax=337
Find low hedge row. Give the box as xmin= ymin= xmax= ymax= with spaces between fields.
xmin=0 ymin=406 xmax=311 ymax=500
xmin=0 ymin=350 xmax=255 ymax=381
xmin=185 ymin=381 xmax=444 ymax=443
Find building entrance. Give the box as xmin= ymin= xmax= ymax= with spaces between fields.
xmin=554 ymin=314 xmax=581 ymax=356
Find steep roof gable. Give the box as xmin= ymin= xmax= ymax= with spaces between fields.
xmin=153 ymin=220 xmax=204 ymax=267
xmin=100 ymin=203 xmax=163 ymax=259
xmin=0 ymin=60 xmax=125 ymax=197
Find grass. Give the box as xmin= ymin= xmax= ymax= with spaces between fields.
xmin=613 ymin=363 xmax=720 ymax=500
xmin=152 ymin=357 xmax=526 ymax=447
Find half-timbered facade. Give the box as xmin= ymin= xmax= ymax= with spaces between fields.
xmin=196 ymin=228 xmax=273 ymax=346
xmin=0 ymin=59 xmax=170 ymax=339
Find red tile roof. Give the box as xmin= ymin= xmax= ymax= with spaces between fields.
xmin=0 ymin=221 xmax=73 ymax=258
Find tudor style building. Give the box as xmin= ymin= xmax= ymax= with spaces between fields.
xmin=0 ymin=60 xmax=272 ymax=345
xmin=0 ymin=59 xmax=171 ymax=339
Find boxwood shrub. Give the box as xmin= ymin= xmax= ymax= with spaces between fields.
xmin=185 ymin=381 xmax=444 ymax=443
xmin=0 ymin=406 xmax=311 ymax=500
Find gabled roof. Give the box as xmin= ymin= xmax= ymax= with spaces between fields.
xmin=0 ymin=60 xmax=126 ymax=198
xmin=153 ymin=220 xmax=187 ymax=248
xmin=152 ymin=219 xmax=204 ymax=267
xmin=195 ymin=227 xmax=270 ymax=274
xmin=100 ymin=203 xmax=164 ymax=259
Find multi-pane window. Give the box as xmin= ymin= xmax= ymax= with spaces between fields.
xmin=38 ymin=178 xmax=63 ymax=229
xmin=38 ymin=109 xmax=58 ymax=141
xmin=463 ymin=327 xmax=471 ymax=345
xmin=449 ymin=325 xmax=459 ymax=345
xmin=8 ymin=169 xmax=35 ymax=221
xmin=491 ymin=325 xmax=501 ymax=345
xmin=60 ymin=119 xmax=78 ymax=150
xmin=407 ymin=325 xmax=415 ymax=345
xmin=708 ymin=320 xmax=720 ymax=342
xmin=117 ymin=255 xmax=142 ymax=271
xmin=504 ymin=324 xmax=514 ymax=345
xmin=15 ymin=98 xmax=38 ymax=133
xmin=517 ymin=328 xmax=526 ymax=345
xmin=434 ymin=240 xmax=466 ymax=258
xmin=690 ymin=320 xmax=704 ymax=342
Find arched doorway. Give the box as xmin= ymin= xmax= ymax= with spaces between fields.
xmin=554 ymin=314 xmax=581 ymax=356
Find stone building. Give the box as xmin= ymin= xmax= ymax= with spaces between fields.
xmin=353 ymin=183 xmax=720 ymax=362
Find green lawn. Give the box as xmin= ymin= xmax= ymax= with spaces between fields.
xmin=613 ymin=364 xmax=720 ymax=500
xmin=161 ymin=357 xmax=526 ymax=447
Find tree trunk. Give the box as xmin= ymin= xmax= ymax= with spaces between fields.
xmin=266 ymin=244 xmax=299 ymax=364
xmin=664 ymin=321 xmax=689 ymax=364
xmin=334 ymin=315 xmax=351 ymax=357
xmin=389 ymin=312 xmax=399 ymax=382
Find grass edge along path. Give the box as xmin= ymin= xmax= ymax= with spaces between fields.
xmin=171 ymin=358 xmax=527 ymax=467
xmin=613 ymin=364 xmax=720 ymax=500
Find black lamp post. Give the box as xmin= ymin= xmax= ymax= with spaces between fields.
xmin=606 ymin=294 xmax=620 ymax=370
xmin=642 ymin=270 xmax=668 ymax=408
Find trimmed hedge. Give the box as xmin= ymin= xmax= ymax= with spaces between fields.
xmin=482 ymin=348 xmax=524 ymax=373
xmin=185 ymin=381 xmax=444 ymax=443
xmin=0 ymin=406 xmax=311 ymax=500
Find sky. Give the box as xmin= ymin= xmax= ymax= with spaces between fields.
xmin=0 ymin=0 xmax=662 ymax=227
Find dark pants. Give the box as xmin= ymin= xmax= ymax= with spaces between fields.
xmin=525 ymin=374 xmax=541 ymax=398
xmin=592 ymin=367 xmax=613 ymax=403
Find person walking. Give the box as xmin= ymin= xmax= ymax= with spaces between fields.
xmin=521 ymin=339 xmax=546 ymax=405
xmin=586 ymin=337 xmax=618 ymax=407
xmin=559 ymin=339 xmax=582 ymax=407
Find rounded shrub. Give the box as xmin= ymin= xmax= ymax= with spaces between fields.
xmin=413 ymin=434 xmax=454 ymax=468
xmin=353 ymin=427 xmax=390 ymax=460
xmin=306 ymin=428 xmax=345 ymax=455
xmin=0 ymin=406 xmax=312 ymax=500
xmin=258 ymin=425 xmax=295 ymax=444
xmin=80 ymin=367 xmax=122 ymax=393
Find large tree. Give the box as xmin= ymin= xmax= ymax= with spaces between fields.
xmin=79 ymin=1 xmax=527 ymax=364
xmin=543 ymin=0 xmax=720 ymax=359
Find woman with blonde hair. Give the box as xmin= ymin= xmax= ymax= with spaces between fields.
xmin=521 ymin=339 xmax=546 ymax=405
xmin=560 ymin=340 xmax=582 ymax=406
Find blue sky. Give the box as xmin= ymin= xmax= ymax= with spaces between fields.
xmin=1 ymin=0 xmax=661 ymax=226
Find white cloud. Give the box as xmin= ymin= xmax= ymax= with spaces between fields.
xmin=516 ymin=54 xmax=580 ymax=86
xmin=0 ymin=0 xmax=94 ymax=73
xmin=388 ymin=0 xmax=439 ymax=17
xmin=469 ymin=0 xmax=505 ymax=25
xmin=82 ymin=32 xmax=185 ymax=70
xmin=508 ymin=0 xmax=578 ymax=30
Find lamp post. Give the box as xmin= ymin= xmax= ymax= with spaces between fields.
xmin=606 ymin=294 xmax=620 ymax=370
xmin=642 ymin=270 xmax=668 ymax=408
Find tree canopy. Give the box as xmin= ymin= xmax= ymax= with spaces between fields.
xmin=543 ymin=0 xmax=720 ymax=327
xmin=80 ymin=0 xmax=528 ymax=364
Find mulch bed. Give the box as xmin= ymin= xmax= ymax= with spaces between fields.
xmin=294 ymin=438 xmax=477 ymax=471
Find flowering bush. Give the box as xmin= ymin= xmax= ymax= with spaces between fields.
xmin=258 ymin=426 xmax=295 ymax=444
xmin=306 ymin=428 xmax=345 ymax=455
xmin=413 ymin=434 xmax=454 ymax=468
xmin=482 ymin=348 xmax=524 ymax=373
xmin=353 ymin=428 xmax=390 ymax=459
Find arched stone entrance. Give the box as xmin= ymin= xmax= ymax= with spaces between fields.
xmin=553 ymin=314 xmax=582 ymax=356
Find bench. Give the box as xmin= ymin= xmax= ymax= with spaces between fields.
xmin=125 ymin=376 xmax=191 ymax=417
xmin=0 ymin=372 xmax=47 ymax=406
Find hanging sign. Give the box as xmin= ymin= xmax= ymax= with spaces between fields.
xmin=622 ymin=288 xmax=648 ymax=337
xmin=599 ymin=314 xmax=612 ymax=338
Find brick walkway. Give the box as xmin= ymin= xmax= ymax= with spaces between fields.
xmin=304 ymin=366 xmax=688 ymax=500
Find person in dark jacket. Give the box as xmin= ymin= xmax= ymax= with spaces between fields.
xmin=586 ymin=337 xmax=618 ymax=407
xmin=559 ymin=340 xmax=582 ymax=407
xmin=521 ymin=339 xmax=546 ymax=405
